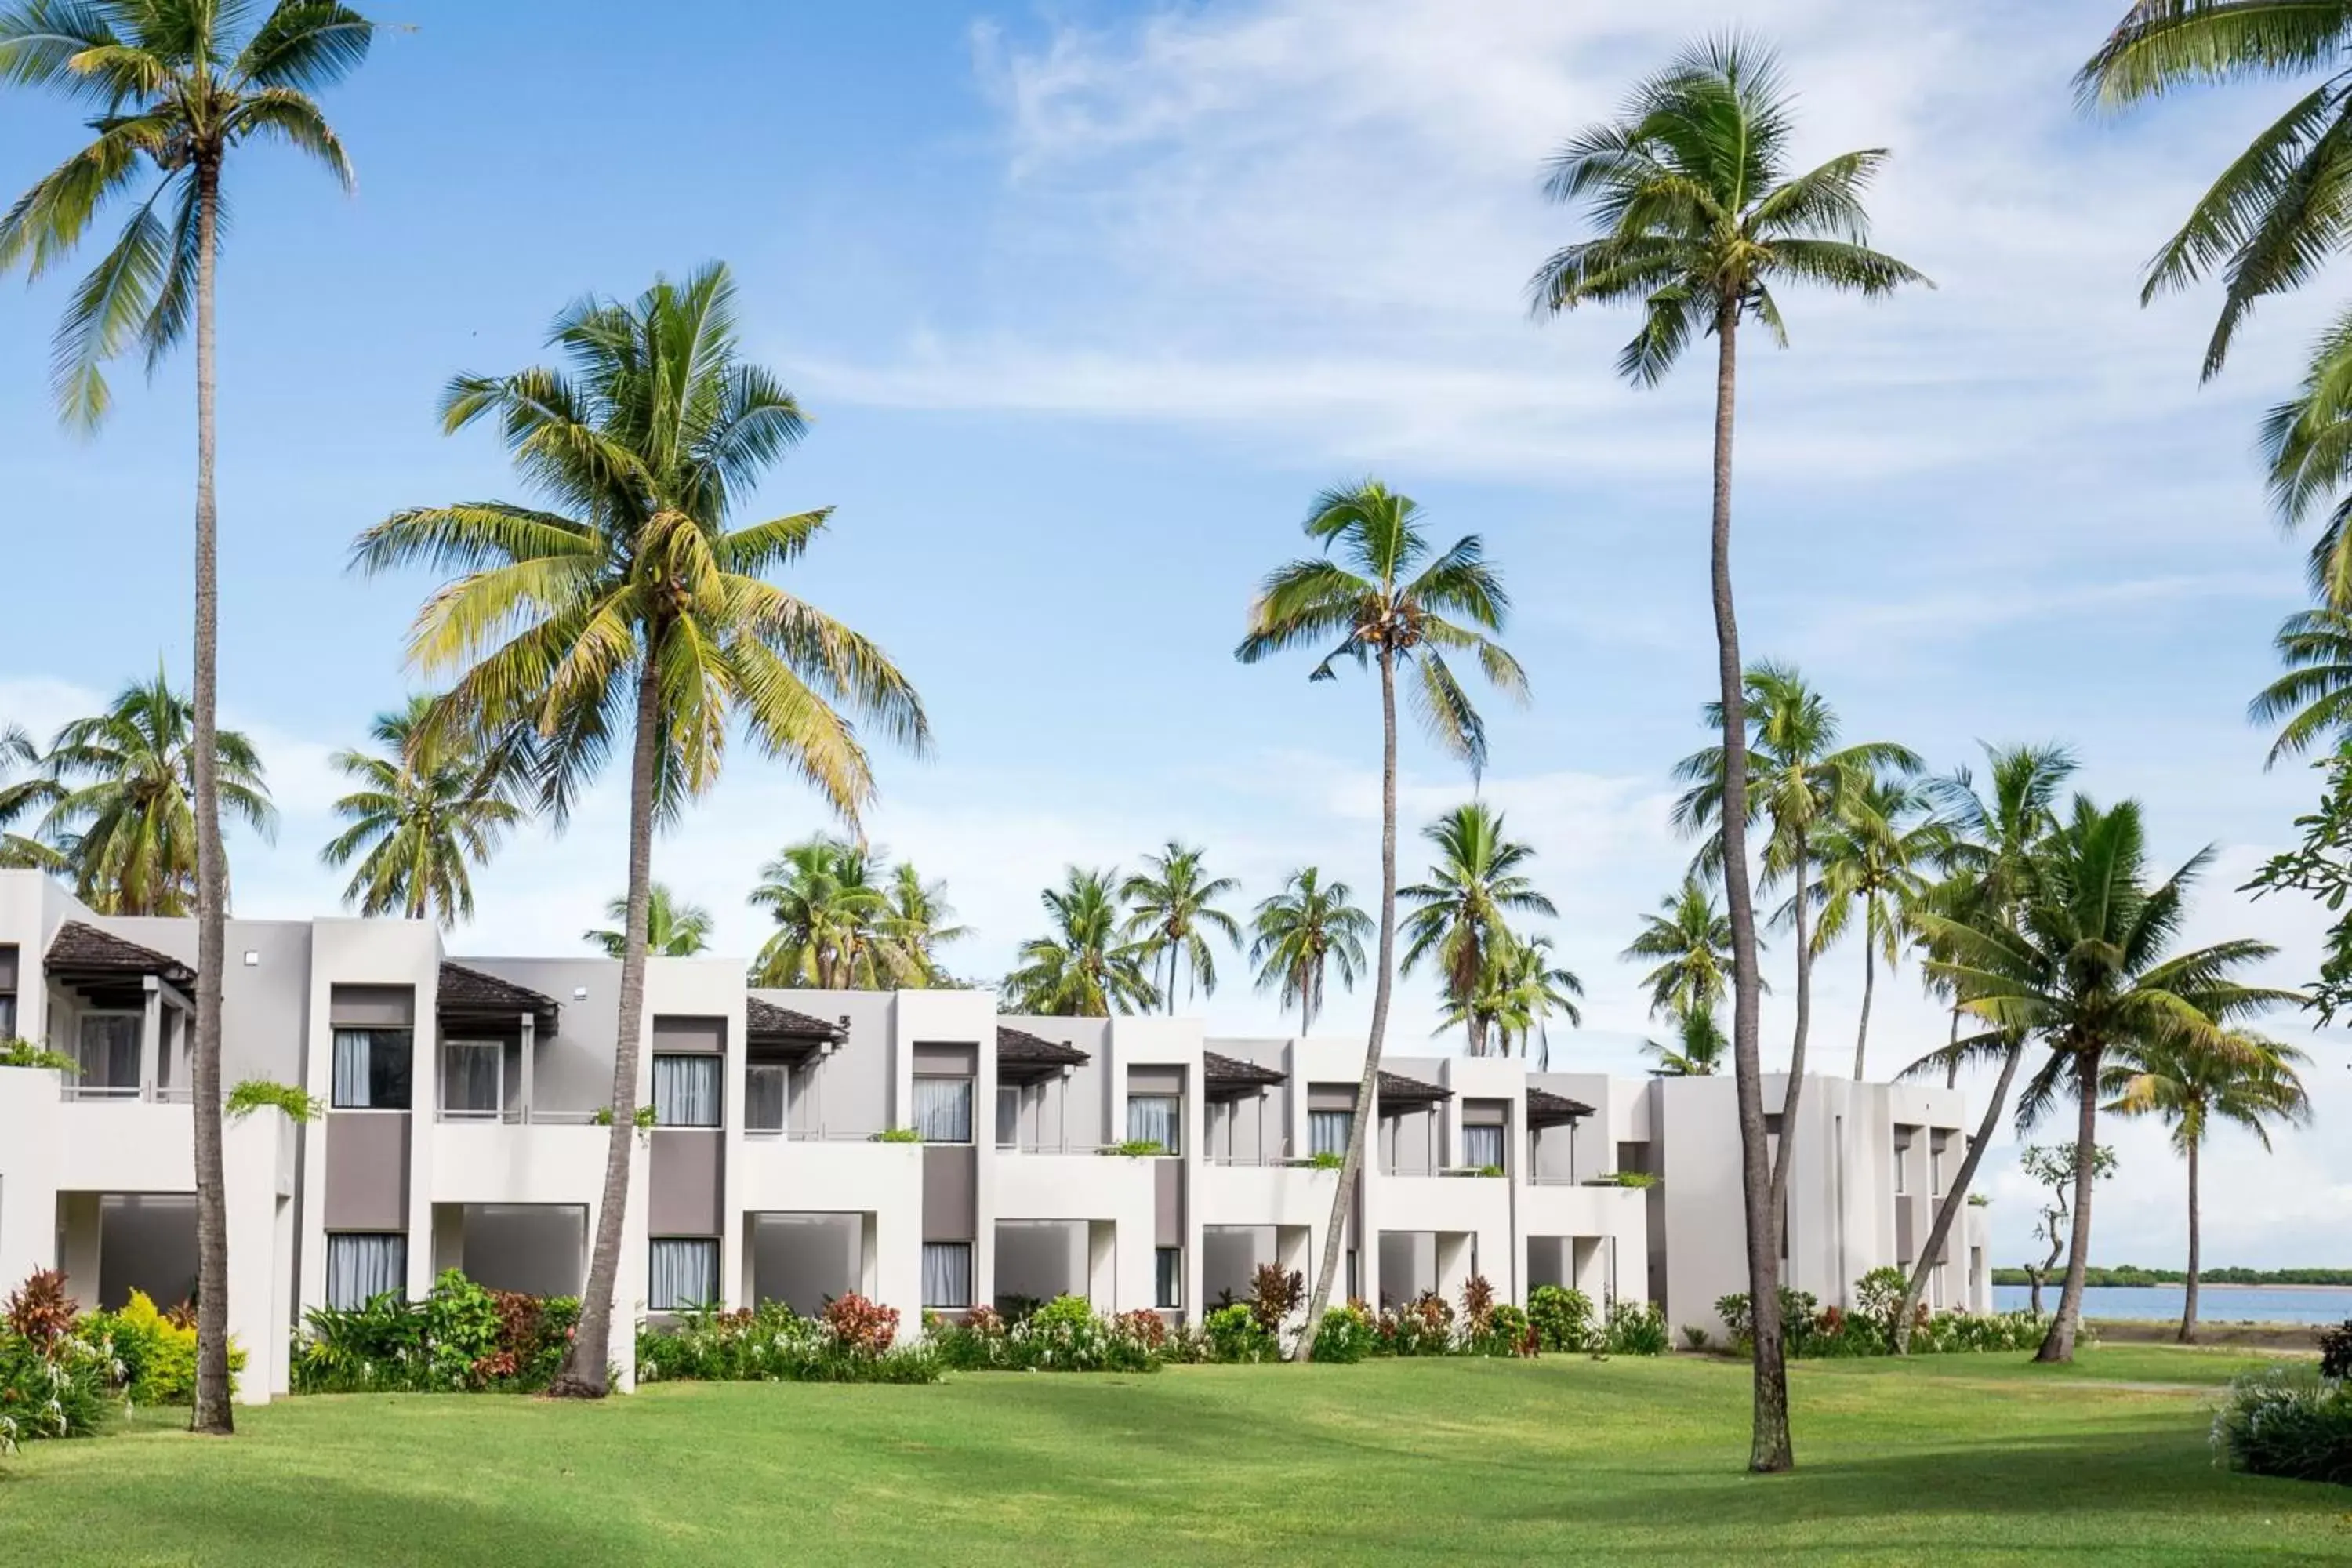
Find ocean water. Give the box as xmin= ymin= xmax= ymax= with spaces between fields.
xmin=1991 ymin=1283 xmax=2352 ymax=1326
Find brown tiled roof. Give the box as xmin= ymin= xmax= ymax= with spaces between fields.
xmin=437 ymin=962 xmax=560 ymax=1027
xmin=1375 ymin=1069 xmax=1452 ymax=1109
xmin=1203 ymin=1050 xmax=1284 ymax=1090
xmin=45 ymin=921 xmax=194 ymax=988
xmin=996 ymin=1025 xmax=1090 ymax=1068
xmin=1526 ymin=1085 xmax=1595 ymax=1127
xmin=747 ymin=995 xmax=844 ymax=1044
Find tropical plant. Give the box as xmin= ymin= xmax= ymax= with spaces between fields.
xmin=1916 ymin=797 xmax=2294 ymax=1361
xmin=1534 ymin=31 xmax=1926 ymax=1470
xmin=0 ymin=723 xmax=60 ymax=869
xmin=1644 ymin=1004 xmax=1730 ymax=1077
xmin=1 ymin=0 xmax=379 ymax=1438
xmin=2245 ymin=736 xmax=2352 ymax=1018
xmin=320 ymin=696 xmax=526 ymax=925
xmin=2259 ymin=320 xmax=2352 ymax=607
xmin=1806 ymin=775 xmax=1944 ymax=1080
xmin=1248 ymin=866 xmax=1371 ymax=1033
xmin=1001 ymin=867 xmax=1157 ymax=1015
xmin=1624 ymin=877 xmax=1740 ymax=1076
xmin=884 ymin=860 xmax=967 ymax=987
xmin=2212 ymin=1364 xmax=2352 ymax=1484
xmin=1400 ymin=802 xmax=1558 ymax=1056
xmin=1121 ymin=842 xmax=1242 ymax=1012
xmin=585 ymin=882 xmax=713 ymax=960
xmin=1235 ymin=477 xmax=1524 ymax=1363
xmin=40 ymin=670 xmax=274 ymax=916
xmin=2017 ymin=1142 xmax=2117 ymax=1317
xmin=2106 ymin=1030 xmax=2311 ymax=1341
xmin=748 ymin=835 xmax=901 ymax=987
xmin=1447 ymin=931 xmax=1583 ymax=1066
xmin=350 ymin=263 xmax=929 ymax=1399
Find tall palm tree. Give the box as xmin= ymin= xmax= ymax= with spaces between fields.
xmin=1916 ymin=796 xmax=2293 ymax=1362
xmin=320 ymin=697 xmax=526 ymax=926
xmin=1532 ymin=41 xmax=1924 ymax=1464
xmin=2249 ymin=607 xmax=2352 ymax=759
xmin=1400 ymin=802 xmax=1557 ymax=1056
xmin=1645 ymin=1006 xmax=1730 ymax=1077
xmin=1121 ymin=842 xmax=1242 ymax=1013
xmin=1444 ymin=931 xmax=1583 ymax=1067
xmin=1 ymin=0 xmax=376 ymax=1436
xmin=0 ymin=723 xmax=60 ymax=869
xmin=884 ymin=861 xmax=967 ymax=988
xmin=1248 ymin=867 xmax=1371 ymax=1033
xmin=586 ymin=883 xmax=713 ymax=960
xmin=1806 ymin=775 xmax=1944 ymax=1080
xmin=1000 ymin=867 xmax=1157 ymax=1016
xmin=42 ymin=670 xmax=274 ymax=916
xmin=2106 ymin=1030 xmax=2310 ymax=1342
xmin=351 ymin=263 xmax=929 ymax=1399
xmin=2077 ymin=2 xmax=2352 ymax=381
xmin=1677 ymin=663 xmax=1919 ymax=1250
xmin=1235 ymin=478 xmax=1523 ymax=1362
xmin=1624 ymin=877 xmax=1741 ymax=1079
xmin=748 ymin=836 xmax=902 ymax=988
xmin=2256 ymin=319 xmax=2352 ymax=608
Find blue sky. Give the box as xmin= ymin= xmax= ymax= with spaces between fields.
xmin=2 ymin=0 xmax=2347 ymax=1266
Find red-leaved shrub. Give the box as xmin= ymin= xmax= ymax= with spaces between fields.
xmin=823 ymin=1293 xmax=899 ymax=1356
xmin=5 ymin=1269 xmax=75 ymax=1356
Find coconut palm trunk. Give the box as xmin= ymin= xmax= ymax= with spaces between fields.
xmin=1893 ymin=1037 xmax=2022 ymax=1351
xmin=1851 ymin=902 xmax=1878 ymax=1080
xmin=2038 ymin=1047 xmax=2103 ymax=1363
xmin=2180 ymin=1135 xmax=2201 ymax=1344
xmin=554 ymin=650 xmax=665 ymax=1396
xmin=187 ymin=157 xmax=234 ymax=1437
xmin=1294 ymin=647 xmax=1398 ymax=1362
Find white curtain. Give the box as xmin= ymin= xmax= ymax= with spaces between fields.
xmin=922 ymin=1242 xmax=971 ymax=1308
xmin=441 ymin=1042 xmax=500 ymax=1115
xmin=1127 ymin=1094 xmax=1178 ymax=1154
xmin=996 ymin=1085 xmax=1021 ymax=1148
xmin=649 ymin=1238 xmax=718 ymax=1311
xmin=1463 ymin=1123 xmax=1504 ymax=1171
xmin=652 ymin=1054 xmax=720 ymax=1127
xmin=1156 ymin=1247 xmax=1181 ymax=1309
xmin=332 ymin=1029 xmax=374 ymax=1108
xmin=326 ymin=1233 xmax=406 ymax=1309
xmin=913 ymin=1076 xmax=971 ymax=1142
xmin=78 ymin=1014 xmax=140 ymax=1090
xmin=1310 ymin=1110 xmax=1352 ymax=1158
xmin=744 ymin=1064 xmax=788 ymax=1132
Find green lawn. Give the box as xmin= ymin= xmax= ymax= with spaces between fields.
xmin=2 ymin=1345 xmax=2343 ymax=1565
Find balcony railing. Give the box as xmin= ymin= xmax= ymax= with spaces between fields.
xmin=432 ymin=1106 xmax=603 ymax=1127
xmin=741 ymin=1127 xmax=891 ymax=1142
xmin=59 ymin=1083 xmax=191 ymax=1105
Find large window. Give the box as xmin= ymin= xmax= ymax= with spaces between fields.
xmin=913 ymin=1076 xmax=973 ymax=1143
xmin=1155 ymin=1247 xmax=1181 ymax=1309
xmin=1127 ymin=1094 xmax=1180 ymax=1155
xmin=76 ymin=1013 xmax=141 ymax=1092
xmin=652 ymin=1054 xmax=720 ymax=1127
xmin=332 ymin=1029 xmax=412 ymax=1109
xmin=648 ymin=1238 xmax=720 ymax=1311
xmin=744 ymin=1063 xmax=788 ymax=1133
xmin=996 ymin=1085 xmax=1020 ymax=1148
xmin=1462 ymin=1123 xmax=1504 ymax=1172
xmin=325 ymin=1232 xmax=407 ymax=1308
xmin=441 ymin=1040 xmax=502 ymax=1117
xmin=922 ymin=1242 xmax=972 ymax=1308
xmin=1309 ymin=1109 xmax=1352 ymax=1159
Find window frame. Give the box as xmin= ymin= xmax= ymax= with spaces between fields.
xmin=648 ymin=1236 xmax=721 ymax=1312
xmin=743 ymin=1061 xmax=789 ymax=1134
xmin=921 ymin=1240 xmax=973 ymax=1308
xmin=1309 ymin=1109 xmax=1352 ymax=1159
xmin=651 ymin=1051 xmax=723 ymax=1129
xmin=1126 ymin=1093 xmax=1181 ymax=1156
xmin=439 ymin=1038 xmax=504 ymax=1119
xmin=913 ymin=1073 xmax=975 ymax=1145
xmin=1154 ymin=1246 xmax=1181 ymax=1309
xmin=324 ymin=1231 xmax=408 ymax=1310
xmin=331 ymin=1027 xmax=415 ymax=1112
xmin=74 ymin=1009 xmax=143 ymax=1094
xmin=1461 ymin=1122 xmax=1505 ymax=1173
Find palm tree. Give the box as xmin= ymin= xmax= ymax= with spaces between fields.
xmin=1806 ymin=776 xmax=1943 ymax=1080
xmin=1121 ymin=842 xmax=1242 ymax=1013
xmin=1532 ymin=40 xmax=1925 ymax=1463
xmin=1400 ymin=802 xmax=1557 ymax=1056
xmin=2106 ymin=1029 xmax=2310 ymax=1342
xmin=2077 ymin=2 xmax=2352 ymax=381
xmin=1646 ymin=1006 xmax=1730 ymax=1077
xmin=320 ymin=697 xmax=526 ymax=926
xmin=1677 ymin=663 xmax=1918 ymax=1250
xmin=1916 ymin=796 xmax=2294 ymax=1362
xmin=1248 ymin=867 xmax=1372 ymax=1033
xmin=2249 ymin=607 xmax=2352 ymax=760
xmin=2256 ymin=319 xmax=2352 ymax=608
xmin=586 ymin=884 xmax=713 ymax=960
xmin=747 ymin=836 xmax=902 ymax=988
xmin=884 ymin=861 xmax=968 ymax=988
xmin=350 ymin=263 xmax=929 ymax=1399
xmin=42 ymin=670 xmax=274 ymax=916
xmin=1624 ymin=877 xmax=1741 ymax=1078
xmin=1444 ymin=931 xmax=1583 ymax=1067
xmin=0 ymin=723 xmax=60 ymax=869
xmin=1235 ymin=478 xmax=1524 ymax=1363
xmin=1 ymin=0 xmax=376 ymax=1436
xmin=1000 ymin=867 xmax=1157 ymax=1016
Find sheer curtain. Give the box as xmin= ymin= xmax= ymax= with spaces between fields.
xmin=922 ymin=1242 xmax=971 ymax=1307
xmin=441 ymin=1042 xmax=500 ymax=1116
xmin=649 ymin=1239 xmax=718 ymax=1311
xmin=1310 ymin=1110 xmax=1351 ymax=1158
xmin=326 ymin=1233 xmax=406 ymax=1308
xmin=78 ymin=1014 xmax=140 ymax=1090
xmin=913 ymin=1076 xmax=971 ymax=1142
xmin=332 ymin=1029 xmax=374 ymax=1108
xmin=744 ymin=1064 xmax=787 ymax=1132
xmin=652 ymin=1054 xmax=720 ymax=1127
xmin=1127 ymin=1095 xmax=1178 ymax=1154
xmin=1462 ymin=1123 xmax=1504 ymax=1171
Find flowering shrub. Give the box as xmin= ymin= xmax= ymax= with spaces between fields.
xmin=1309 ymin=1302 xmax=1376 ymax=1363
xmin=1459 ymin=1274 xmax=1497 ymax=1337
xmin=926 ymin=1295 xmax=1166 ymax=1372
xmin=1377 ymin=1293 xmax=1456 ymax=1357
xmin=78 ymin=1290 xmax=248 ymax=1405
xmin=638 ymin=1299 xmax=938 ymax=1384
xmin=2212 ymin=1366 xmax=2352 ymax=1485
xmin=294 ymin=1271 xmax=579 ymax=1393
xmin=1714 ymin=1272 xmax=2058 ymax=1359
xmin=0 ymin=1330 xmax=111 ymax=1442
xmin=5 ymin=1269 xmax=75 ymax=1353
xmin=822 ymin=1294 xmax=901 ymax=1357
xmin=1527 ymin=1286 xmax=1595 ymax=1352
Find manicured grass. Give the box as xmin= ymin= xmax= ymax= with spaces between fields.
xmin=2 ymin=1346 xmax=2344 ymax=1565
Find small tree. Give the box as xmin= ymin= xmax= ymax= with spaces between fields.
xmin=2020 ymin=1142 xmax=2114 ymax=1316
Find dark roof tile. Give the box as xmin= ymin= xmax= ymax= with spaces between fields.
xmin=45 ymin=921 xmax=193 ymax=987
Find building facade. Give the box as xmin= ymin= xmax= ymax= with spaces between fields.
xmin=0 ymin=872 xmax=1988 ymax=1402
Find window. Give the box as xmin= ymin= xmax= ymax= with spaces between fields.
xmin=745 ymin=1063 xmax=788 ymax=1133
xmin=648 ymin=1238 xmax=720 ymax=1311
xmin=1930 ymin=1132 xmax=1948 ymax=1197
xmin=1127 ymin=1094 xmax=1180 ymax=1155
xmin=1345 ymin=1248 xmax=1358 ymax=1302
xmin=1310 ymin=1109 xmax=1352 ymax=1158
xmin=913 ymin=1076 xmax=972 ymax=1142
xmin=652 ymin=1054 xmax=720 ymax=1127
xmin=76 ymin=1013 xmax=140 ymax=1091
xmin=332 ymin=1029 xmax=412 ymax=1109
xmin=1462 ymin=1123 xmax=1505 ymax=1172
xmin=996 ymin=1085 xmax=1020 ymax=1148
xmin=1155 ymin=1247 xmax=1181 ymax=1309
xmin=325 ymin=1232 xmax=407 ymax=1308
xmin=441 ymin=1040 xmax=502 ymax=1116
xmin=0 ymin=993 xmax=14 ymax=1040
xmin=922 ymin=1242 xmax=972 ymax=1308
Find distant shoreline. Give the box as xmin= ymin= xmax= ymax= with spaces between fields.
xmin=1990 ymin=1269 xmax=2352 ymax=1289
